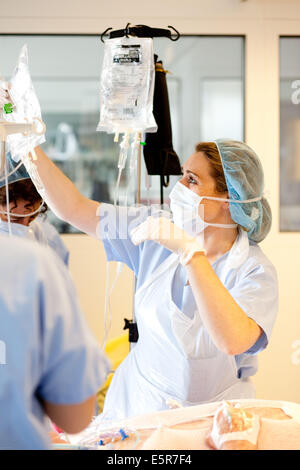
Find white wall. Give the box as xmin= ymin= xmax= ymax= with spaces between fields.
xmin=1 ymin=0 xmax=300 ymax=403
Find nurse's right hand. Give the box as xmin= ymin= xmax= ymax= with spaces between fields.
xmin=130 ymin=215 xmax=205 ymax=265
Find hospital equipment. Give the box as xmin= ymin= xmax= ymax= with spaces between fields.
xmin=97 ymin=36 xmax=157 ymax=136
xmin=1 ymin=45 xmax=45 ymax=163
xmin=67 ymin=398 xmax=300 ymax=450
xmin=0 ymin=45 xmax=47 ymax=235
xmin=98 ymin=24 xmax=181 ymax=347
xmin=97 ymin=31 xmax=157 ymax=346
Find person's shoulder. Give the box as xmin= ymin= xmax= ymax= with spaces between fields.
xmin=0 ymin=233 xmax=65 ymax=275
xmin=242 ymin=240 xmax=278 ymax=279
xmin=36 ymin=218 xmax=60 ymax=237
xmin=0 ymin=233 xmax=44 ymax=259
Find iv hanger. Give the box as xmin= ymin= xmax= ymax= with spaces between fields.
xmin=100 ymin=24 xmax=180 ymax=43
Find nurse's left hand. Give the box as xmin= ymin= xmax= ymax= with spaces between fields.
xmin=130 ymin=216 xmax=204 ymax=259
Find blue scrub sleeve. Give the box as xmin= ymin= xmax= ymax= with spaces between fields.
xmin=229 ymin=260 xmax=278 ymax=355
xmin=98 ymin=203 xmax=151 ymax=275
xmin=36 ymin=249 xmax=110 ymax=404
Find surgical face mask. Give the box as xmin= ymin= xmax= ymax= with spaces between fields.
xmin=169 ymin=181 xmax=238 ymax=237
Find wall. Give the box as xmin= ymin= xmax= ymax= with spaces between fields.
xmin=1 ymin=0 xmax=300 ymax=403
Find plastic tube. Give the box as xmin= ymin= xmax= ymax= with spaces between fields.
xmin=102 ymin=260 xmax=123 ymax=349
xmin=145 ymin=172 xmax=152 ymax=206
xmin=124 ymin=132 xmax=139 ymax=206
xmin=4 ymin=155 xmax=12 ymax=236
xmin=114 ymin=133 xmax=130 ymax=206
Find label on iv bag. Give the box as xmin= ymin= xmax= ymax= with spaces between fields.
xmin=113 ymin=45 xmax=141 ymax=64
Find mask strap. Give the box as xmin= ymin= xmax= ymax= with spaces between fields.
xmin=203 ymin=195 xmax=262 ymax=204
xmin=207 ymin=221 xmax=238 ymax=229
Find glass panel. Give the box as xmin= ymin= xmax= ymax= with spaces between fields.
xmin=280 ymin=37 xmax=300 ymax=231
xmin=0 ymin=35 xmax=244 ymax=232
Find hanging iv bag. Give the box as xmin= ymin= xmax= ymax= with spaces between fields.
xmin=97 ymin=36 xmax=157 ymax=134
xmin=1 ymin=44 xmax=46 ymax=163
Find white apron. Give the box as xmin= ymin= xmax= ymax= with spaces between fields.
xmin=101 ymin=229 xmax=255 ymax=422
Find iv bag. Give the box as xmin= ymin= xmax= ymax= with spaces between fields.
xmin=97 ymin=36 xmax=157 ymax=134
xmin=2 ymin=44 xmax=46 ymax=162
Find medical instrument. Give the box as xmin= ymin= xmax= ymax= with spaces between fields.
xmin=97 ymin=32 xmax=157 ymax=345
xmin=97 ymin=36 xmax=157 ymax=136
xmin=0 ymin=44 xmax=47 ymax=235
xmin=98 ymin=32 xmax=156 ymax=205
xmin=98 ymin=25 xmax=181 ymax=348
xmin=124 ymin=132 xmax=140 ymax=206
xmin=2 ymin=45 xmax=45 ymax=163
xmin=80 ymin=426 xmax=140 ymax=450
xmin=102 ymin=260 xmax=123 ymax=349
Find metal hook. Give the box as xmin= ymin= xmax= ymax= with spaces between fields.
xmin=100 ymin=27 xmax=113 ymax=43
xmin=168 ymin=25 xmax=180 ymax=41
xmin=163 ymin=175 xmax=170 ymax=187
xmin=124 ymin=23 xmax=131 ymax=38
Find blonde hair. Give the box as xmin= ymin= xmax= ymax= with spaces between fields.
xmin=195 ymin=142 xmax=228 ymax=194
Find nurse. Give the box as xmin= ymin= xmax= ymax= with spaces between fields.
xmin=0 ymin=235 xmax=110 ymax=449
xmin=18 ymin=139 xmax=278 ymax=422
xmin=0 ymin=84 xmax=278 ymax=420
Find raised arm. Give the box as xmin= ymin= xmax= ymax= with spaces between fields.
xmin=31 ymin=146 xmax=101 ymax=237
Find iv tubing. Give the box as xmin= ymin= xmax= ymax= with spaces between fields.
xmin=4 ymin=146 xmax=12 ymax=236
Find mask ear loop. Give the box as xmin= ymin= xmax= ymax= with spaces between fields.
xmin=202 ymin=195 xmax=263 ymax=204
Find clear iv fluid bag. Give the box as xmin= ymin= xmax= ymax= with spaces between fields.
xmin=97 ymin=37 xmax=157 ymax=134
xmin=2 ymin=44 xmax=46 ymax=163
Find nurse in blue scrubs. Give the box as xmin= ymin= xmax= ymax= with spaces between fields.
xmin=0 ymin=235 xmax=110 ymax=449
xmin=10 ymin=138 xmax=278 ymax=422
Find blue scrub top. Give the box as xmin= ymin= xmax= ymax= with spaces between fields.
xmin=31 ymin=219 xmax=70 ymax=267
xmin=99 ymin=203 xmax=278 ymax=380
xmin=0 ymin=218 xmax=70 ymax=267
xmin=0 ymin=235 xmax=110 ymax=450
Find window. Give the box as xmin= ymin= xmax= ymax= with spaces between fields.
xmin=0 ymin=35 xmax=245 ymax=232
xmin=280 ymin=37 xmax=300 ymax=231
